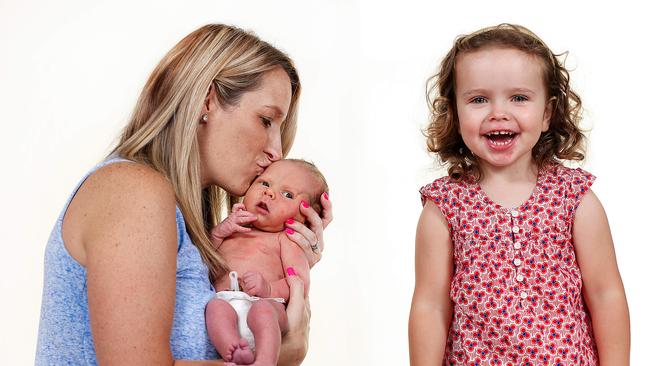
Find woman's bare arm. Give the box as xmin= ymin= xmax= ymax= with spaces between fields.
xmin=66 ymin=162 xmax=224 ymax=365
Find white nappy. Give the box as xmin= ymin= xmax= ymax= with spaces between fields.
xmin=215 ymin=272 xmax=285 ymax=350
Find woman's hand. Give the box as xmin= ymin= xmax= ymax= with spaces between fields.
xmin=284 ymin=193 xmax=332 ymax=268
xmin=278 ymin=270 xmax=310 ymax=366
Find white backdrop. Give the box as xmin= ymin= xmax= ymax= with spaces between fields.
xmin=1 ymin=1 xmax=648 ymax=364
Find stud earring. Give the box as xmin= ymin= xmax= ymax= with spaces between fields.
xmin=201 ymin=114 xmax=208 ymax=122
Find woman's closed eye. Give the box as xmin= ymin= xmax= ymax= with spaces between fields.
xmin=260 ymin=116 xmax=272 ymax=127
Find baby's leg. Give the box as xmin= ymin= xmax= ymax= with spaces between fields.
xmin=205 ymin=298 xmax=254 ymax=364
xmin=245 ymin=300 xmax=288 ymax=366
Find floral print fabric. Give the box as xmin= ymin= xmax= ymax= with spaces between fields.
xmin=420 ymin=164 xmax=597 ymax=365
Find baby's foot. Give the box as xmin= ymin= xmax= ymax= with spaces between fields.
xmin=230 ymin=338 xmax=254 ymax=365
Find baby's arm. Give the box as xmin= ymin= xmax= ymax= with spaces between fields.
xmin=408 ymin=200 xmax=454 ymax=366
xmin=239 ymin=236 xmax=310 ymax=300
xmin=268 ymin=235 xmax=311 ymax=301
xmin=210 ymin=203 xmax=257 ymax=249
xmin=573 ymin=190 xmax=630 ymax=365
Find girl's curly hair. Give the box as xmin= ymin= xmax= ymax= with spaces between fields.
xmin=425 ymin=23 xmax=586 ymax=180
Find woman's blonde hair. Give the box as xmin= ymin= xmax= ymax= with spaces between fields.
xmin=112 ymin=24 xmax=301 ymax=281
xmin=425 ymin=23 xmax=585 ymax=180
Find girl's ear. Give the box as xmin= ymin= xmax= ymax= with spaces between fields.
xmin=542 ymin=96 xmax=556 ymax=132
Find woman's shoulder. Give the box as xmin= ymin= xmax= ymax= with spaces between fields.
xmin=86 ymin=161 xmax=176 ymax=204
xmin=71 ymin=160 xmax=178 ymax=235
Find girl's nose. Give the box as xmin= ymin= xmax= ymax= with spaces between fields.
xmin=488 ymin=102 xmax=510 ymax=121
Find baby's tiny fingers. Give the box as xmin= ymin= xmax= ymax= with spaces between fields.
xmin=232 ymin=203 xmax=246 ymax=212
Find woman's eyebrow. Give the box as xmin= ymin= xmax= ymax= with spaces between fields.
xmin=264 ymin=105 xmax=286 ymax=119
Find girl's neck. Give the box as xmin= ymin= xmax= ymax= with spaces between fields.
xmin=476 ymin=155 xmax=540 ymax=209
xmin=477 ymin=154 xmax=538 ymax=184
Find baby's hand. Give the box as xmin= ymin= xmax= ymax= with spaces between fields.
xmin=241 ymin=271 xmax=271 ymax=298
xmin=210 ymin=203 xmax=257 ymax=244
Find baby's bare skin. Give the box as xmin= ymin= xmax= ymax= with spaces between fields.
xmin=215 ymin=231 xmax=285 ymax=294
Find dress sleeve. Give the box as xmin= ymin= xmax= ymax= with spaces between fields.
xmin=566 ymin=168 xmax=596 ymax=222
xmin=419 ymin=177 xmax=452 ymax=218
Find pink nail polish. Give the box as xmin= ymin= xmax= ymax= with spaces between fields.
xmin=286 ymin=218 xmax=294 ymax=225
xmin=285 ymin=227 xmax=295 ymax=235
xmin=323 ymin=192 xmax=329 ymax=201
xmin=287 ymin=267 xmax=296 ymax=276
xmin=301 ymin=200 xmax=310 ymax=208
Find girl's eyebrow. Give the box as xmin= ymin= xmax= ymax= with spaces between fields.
xmin=509 ymin=87 xmax=536 ymax=95
xmin=461 ymin=89 xmax=488 ymax=97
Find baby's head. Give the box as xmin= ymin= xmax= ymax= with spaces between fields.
xmin=242 ymin=159 xmax=329 ymax=232
xmin=425 ymin=23 xmax=586 ymax=179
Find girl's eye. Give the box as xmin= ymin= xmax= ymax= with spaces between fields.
xmin=470 ymin=96 xmax=487 ymax=104
xmin=512 ymin=95 xmax=528 ymax=102
xmin=281 ymin=192 xmax=293 ymax=199
xmin=260 ymin=181 xmax=270 ymax=187
xmin=260 ymin=116 xmax=272 ymax=127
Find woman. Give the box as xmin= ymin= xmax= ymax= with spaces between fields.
xmin=36 ymin=24 xmax=331 ymax=365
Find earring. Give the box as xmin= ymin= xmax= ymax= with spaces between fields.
xmin=201 ymin=114 xmax=209 ymax=122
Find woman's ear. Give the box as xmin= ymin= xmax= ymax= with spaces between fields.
xmin=201 ymin=82 xmax=218 ymax=119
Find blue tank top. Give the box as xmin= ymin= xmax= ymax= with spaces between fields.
xmin=35 ymin=157 xmax=219 ymax=365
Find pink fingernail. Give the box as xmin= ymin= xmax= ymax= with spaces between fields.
xmin=287 ymin=267 xmax=296 ymax=276
xmin=301 ymin=200 xmax=310 ymax=208
xmin=286 ymin=218 xmax=294 ymax=225
xmin=285 ymin=227 xmax=295 ymax=235
xmin=323 ymin=192 xmax=329 ymax=201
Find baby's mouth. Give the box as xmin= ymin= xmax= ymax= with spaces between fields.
xmin=256 ymin=202 xmax=269 ymax=214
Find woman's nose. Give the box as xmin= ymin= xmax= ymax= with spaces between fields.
xmin=264 ymin=129 xmax=283 ymax=162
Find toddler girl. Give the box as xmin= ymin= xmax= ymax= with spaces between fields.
xmin=409 ymin=24 xmax=629 ymax=365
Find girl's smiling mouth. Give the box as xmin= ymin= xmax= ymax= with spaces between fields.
xmin=483 ymin=130 xmax=519 ymax=150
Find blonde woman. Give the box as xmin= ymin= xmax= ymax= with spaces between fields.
xmin=35 ymin=24 xmax=331 ymax=365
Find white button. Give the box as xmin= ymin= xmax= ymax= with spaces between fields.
xmin=513 ymin=258 xmax=522 ymax=266
xmin=520 ymin=291 xmax=528 ymax=299
xmin=513 ymin=226 xmax=520 ymax=233
xmin=510 ymin=210 xmax=520 ymax=217
xmin=516 ymin=274 xmax=524 ymax=282
xmin=514 ymin=242 xmax=522 ymax=249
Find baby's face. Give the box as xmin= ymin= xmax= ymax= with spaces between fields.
xmin=243 ymin=160 xmax=320 ymax=232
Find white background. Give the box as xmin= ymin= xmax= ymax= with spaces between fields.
xmin=1 ymin=1 xmax=648 ymax=364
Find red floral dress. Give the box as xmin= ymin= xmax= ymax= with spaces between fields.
xmin=420 ymin=164 xmax=598 ymax=366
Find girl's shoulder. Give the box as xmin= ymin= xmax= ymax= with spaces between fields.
xmin=419 ymin=175 xmax=472 ymax=207
xmin=544 ymin=163 xmax=596 ymax=187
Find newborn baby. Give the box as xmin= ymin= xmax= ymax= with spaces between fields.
xmin=206 ymin=159 xmax=328 ymax=366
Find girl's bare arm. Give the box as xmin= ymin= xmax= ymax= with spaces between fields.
xmin=409 ymin=201 xmax=454 ymax=365
xmin=573 ymin=190 xmax=630 ymax=366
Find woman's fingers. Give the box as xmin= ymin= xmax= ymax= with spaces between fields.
xmin=285 ymin=224 xmax=322 ymax=268
xmin=298 ymin=201 xmax=324 ymax=253
xmin=319 ymin=192 xmax=333 ymax=229
xmin=285 ymin=271 xmax=309 ymax=328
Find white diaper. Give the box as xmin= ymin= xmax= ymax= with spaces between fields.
xmin=215 ymin=272 xmax=285 ymax=350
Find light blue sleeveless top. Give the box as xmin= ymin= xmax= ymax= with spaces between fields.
xmin=35 ymin=157 xmax=219 ymax=365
